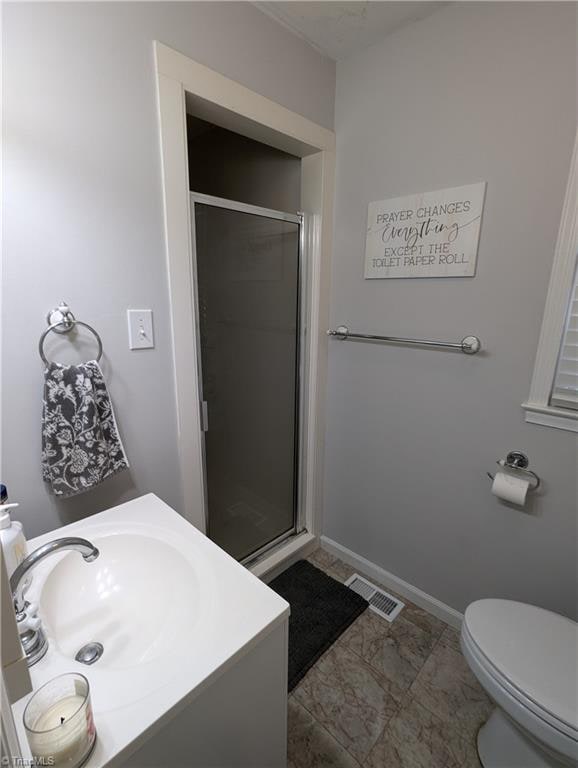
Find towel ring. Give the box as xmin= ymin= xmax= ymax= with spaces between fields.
xmin=39 ymin=307 xmax=103 ymax=366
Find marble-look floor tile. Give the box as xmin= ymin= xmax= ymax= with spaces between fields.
xmin=307 ymin=548 xmax=337 ymax=572
xmin=401 ymin=603 xmax=446 ymax=639
xmin=288 ymin=698 xmax=361 ymax=768
xmin=338 ymin=610 xmax=386 ymax=660
xmin=409 ymin=641 xmax=493 ymax=744
xmin=364 ymin=697 xmax=481 ymax=768
xmin=306 ymin=552 xmax=354 ymax=583
xmin=438 ymin=625 xmax=462 ymax=654
xmin=326 ymin=559 xmax=355 ymax=583
xmin=339 ymin=611 xmax=438 ymax=701
xmin=294 ymin=643 xmax=398 ymax=763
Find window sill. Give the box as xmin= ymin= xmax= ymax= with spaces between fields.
xmin=522 ymin=402 xmax=578 ymax=433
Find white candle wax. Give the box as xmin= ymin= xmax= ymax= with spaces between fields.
xmin=31 ymin=695 xmax=92 ymax=766
xmin=34 ymin=695 xmax=85 ymax=730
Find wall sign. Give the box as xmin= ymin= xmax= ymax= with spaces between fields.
xmin=364 ymin=182 xmax=486 ymax=279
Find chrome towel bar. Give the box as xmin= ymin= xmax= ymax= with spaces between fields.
xmin=327 ymin=325 xmax=482 ymax=355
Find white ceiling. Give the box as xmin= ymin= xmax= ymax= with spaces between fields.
xmin=255 ymin=1 xmax=448 ymax=61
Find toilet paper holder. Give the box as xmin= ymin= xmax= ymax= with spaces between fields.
xmin=487 ymin=451 xmax=541 ymax=491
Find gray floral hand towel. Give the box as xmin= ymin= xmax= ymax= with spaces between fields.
xmin=42 ymin=361 xmax=129 ymax=497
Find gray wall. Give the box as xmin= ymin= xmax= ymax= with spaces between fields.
xmin=1 ymin=2 xmax=335 ymax=538
xmin=324 ymin=2 xmax=578 ymax=618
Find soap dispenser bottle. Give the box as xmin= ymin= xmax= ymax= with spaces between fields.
xmin=0 ymin=484 xmax=28 ymax=578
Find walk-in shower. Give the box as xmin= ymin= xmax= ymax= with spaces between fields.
xmin=190 ymin=193 xmax=304 ymax=563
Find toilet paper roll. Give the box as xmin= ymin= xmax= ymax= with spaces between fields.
xmin=491 ymin=471 xmax=530 ymax=506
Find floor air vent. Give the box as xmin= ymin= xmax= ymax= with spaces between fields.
xmin=345 ymin=574 xmax=404 ymax=622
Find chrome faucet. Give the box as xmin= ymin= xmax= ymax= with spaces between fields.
xmin=10 ymin=537 xmax=99 ymax=666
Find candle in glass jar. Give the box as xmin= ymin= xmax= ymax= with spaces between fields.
xmin=24 ymin=674 xmax=96 ymax=768
xmin=33 ymin=695 xmax=91 ymax=765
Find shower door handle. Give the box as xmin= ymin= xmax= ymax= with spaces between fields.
xmin=200 ymin=400 xmax=209 ymax=432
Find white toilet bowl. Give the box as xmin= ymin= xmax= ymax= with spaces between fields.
xmin=461 ymin=599 xmax=578 ymax=768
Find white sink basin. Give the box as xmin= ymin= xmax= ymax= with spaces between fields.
xmin=40 ymin=533 xmax=200 ymax=670
xmin=19 ymin=515 xmax=216 ymax=711
xmin=12 ymin=495 xmax=289 ymax=768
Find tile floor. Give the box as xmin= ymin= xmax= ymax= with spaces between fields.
xmin=287 ymin=548 xmax=493 ymax=768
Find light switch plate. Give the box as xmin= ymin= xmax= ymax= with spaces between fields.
xmin=127 ymin=309 xmax=154 ymax=350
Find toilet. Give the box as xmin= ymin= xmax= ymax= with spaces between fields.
xmin=461 ymin=599 xmax=578 ymax=768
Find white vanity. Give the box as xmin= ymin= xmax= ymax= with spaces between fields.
xmin=10 ymin=494 xmax=290 ymax=768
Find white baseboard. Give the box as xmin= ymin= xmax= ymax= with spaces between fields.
xmin=320 ymin=536 xmax=463 ymax=629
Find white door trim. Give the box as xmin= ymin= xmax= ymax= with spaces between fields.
xmin=154 ymin=42 xmax=335 ymax=537
xmin=155 ymin=42 xmax=334 ymax=156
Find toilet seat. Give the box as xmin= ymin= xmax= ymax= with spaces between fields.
xmin=461 ymin=600 xmax=578 ymax=763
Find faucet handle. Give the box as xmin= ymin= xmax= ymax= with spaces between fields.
xmin=28 ymin=617 xmax=42 ymax=632
xmin=17 ymin=604 xmax=42 ymax=634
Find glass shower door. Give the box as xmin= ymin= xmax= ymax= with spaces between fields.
xmin=192 ymin=196 xmax=301 ymax=562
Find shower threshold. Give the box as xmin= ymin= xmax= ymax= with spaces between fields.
xmin=247 ymin=530 xmax=316 ymax=581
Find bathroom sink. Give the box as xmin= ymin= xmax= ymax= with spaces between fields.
xmin=17 ymin=513 xmax=217 ymax=711
xmin=40 ymin=533 xmax=200 ymax=669
xmin=12 ymin=495 xmax=289 ymax=768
